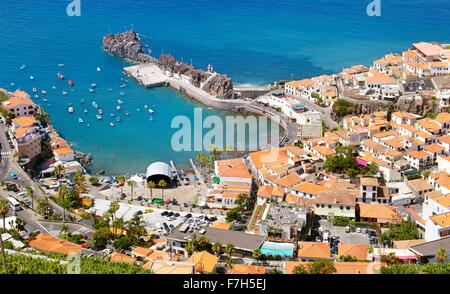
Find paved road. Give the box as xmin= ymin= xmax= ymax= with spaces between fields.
xmin=0 ymin=123 xmax=12 ymax=181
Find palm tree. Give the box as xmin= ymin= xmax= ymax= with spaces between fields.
xmin=225 ymin=243 xmax=235 ymax=257
xmin=58 ymin=185 xmax=70 ymax=221
xmin=158 ymin=179 xmax=167 ymax=201
xmin=54 ymin=164 xmax=64 ymax=179
xmin=436 ymin=248 xmax=447 ymax=262
xmin=25 ymin=187 xmax=34 ymax=209
xmin=0 ymin=231 xmax=8 ymax=274
xmin=112 ymin=217 xmax=125 ymax=236
xmin=117 ymin=176 xmax=125 ymax=195
xmin=108 ymin=200 xmax=120 ymax=223
xmin=212 ymin=242 xmax=222 ymax=257
xmin=196 ymin=152 xmax=208 ymax=174
xmin=0 ymin=199 xmax=10 ymax=229
xmin=147 ymin=181 xmax=156 ymax=201
xmin=252 ymin=249 xmax=262 ymax=265
xmin=127 ymin=180 xmax=136 ymax=201
xmin=224 ymin=257 xmax=235 ymax=270
xmin=60 ymin=224 xmax=70 ymax=236
xmin=185 ymin=239 xmax=196 ymax=256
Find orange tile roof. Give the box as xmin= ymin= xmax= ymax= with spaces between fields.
xmin=12 ymin=115 xmax=36 ymax=127
xmin=14 ymin=126 xmax=38 ymax=138
xmin=216 ymin=158 xmax=252 ymax=179
xmin=227 ymin=264 xmax=266 ymax=274
xmin=274 ymin=173 xmax=303 ymax=187
xmin=210 ymin=221 xmax=231 ymax=230
xmin=28 ymin=233 xmax=82 ymax=254
xmin=284 ymin=193 xmax=314 ymax=207
xmin=424 ymin=143 xmax=445 ymax=153
xmin=3 ymin=97 xmax=35 ymax=108
xmin=53 ymin=146 xmax=74 ymax=155
xmin=187 ymin=251 xmax=218 ymax=273
xmin=407 ymin=150 xmax=431 ymax=159
xmin=338 ymin=244 xmax=370 ymax=260
xmin=408 ymin=178 xmax=434 ymax=192
xmin=365 ymin=73 xmax=396 ymax=85
xmin=432 ymin=194 xmax=450 ymax=208
xmin=131 ymin=246 xmax=153 ymax=258
xmin=436 ymin=112 xmax=450 ymax=124
xmin=413 ymin=42 xmax=443 ymax=57
xmin=109 ymin=252 xmax=137 ymax=264
xmin=358 ymin=203 xmax=401 ymax=222
xmin=285 ymin=261 xmax=385 ymax=274
xmin=430 ymin=212 xmax=450 ymax=228
xmin=257 ymin=185 xmax=284 ymax=198
xmin=292 ymin=182 xmax=329 ymax=195
xmin=437 ymin=135 xmax=450 ymax=145
xmin=297 ymin=242 xmax=331 ymax=259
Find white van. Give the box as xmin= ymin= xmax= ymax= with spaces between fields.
xmin=323 ymin=230 xmax=330 ymax=243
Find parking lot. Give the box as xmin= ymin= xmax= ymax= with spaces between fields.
xmin=327 ymin=226 xmax=371 ymax=245
xmin=87 ymin=199 xmax=226 ymax=236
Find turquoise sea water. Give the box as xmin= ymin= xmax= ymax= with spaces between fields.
xmin=0 ymin=0 xmax=449 ymax=175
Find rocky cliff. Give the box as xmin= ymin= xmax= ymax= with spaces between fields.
xmin=102 ymin=30 xmax=158 ymax=63
xmin=159 ymin=54 xmax=233 ymax=98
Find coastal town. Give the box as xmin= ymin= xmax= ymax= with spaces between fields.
xmin=1 ymin=37 xmax=450 ymax=275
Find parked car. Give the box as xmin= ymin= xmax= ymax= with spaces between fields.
xmin=167 ymin=211 xmax=174 ymax=217
xmin=363 ymin=228 xmax=369 ymax=234
xmin=185 ymin=213 xmax=192 ymax=218
xmin=134 ymin=210 xmax=143 ymax=216
xmin=183 ymin=178 xmax=189 ymax=185
xmin=136 ymin=196 xmax=143 ymax=201
xmin=81 ymin=243 xmax=91 ymax=249
xmin=164 ymin=199 xmax=172 ymax=204
xmin=161 ymin=211 xmax=169 ymax=216
xmin=356 ymin=227 xmax=362 ymax=233
xmin=144 ymin=208 xmax=153 ymax=213
xmin=103 ymin=248 xmax=113 ymax=255
xmin=11 ymin=172 xmax=18 ymax=180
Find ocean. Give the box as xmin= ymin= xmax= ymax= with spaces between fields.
xmin=0 ymin=0 xmax=449 ymax=175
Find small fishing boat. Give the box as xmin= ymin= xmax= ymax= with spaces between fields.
xmin=84 ymin=109 xmax=88 ymax=114
xmin=68 ymin=80 xmax=74 ymax=86
xmin=109 ymin=122 xmax=115 ymax=127
xmin=52 ymin=86 xmax=57 ymax=90
xmin=96 ymin=115 xmax=102 ymax=120
xmin=116 ymin=106 xmax=121 ymax=111
xmin=42 ymin=90 xmax=47 ymax=95
xmin=70 ymin=89 xmax=76 ymax=92
xmin=62 ymin=91 xmax=68 ymax=95
xmin=78 ymin=118 xmax=84 ymax=123
xmin=57 ymin=72 xmax=65 ymax=80
xmin=98 ymin=109 xmax=103 ymax=115
xmin=87 ymin=124 xmax=91 ymax=127
xmin=19 ymin=64 xmax=26 ymax=70
xmin=30 ymin=76 xmax=35 ymax=80
xmin=137 ymin=108 xmax=141 ymax=112
xmin=90 ymin=83 xmax=97 ymax=88
xmin=115 ymin=117 xmax=121 ymax=122
xmin=120 ymin=84 xmax=126 ymax=88
xmin=68 ymin=107 xmax=74 ymax=113
xmin=119 ymin=91 xmax=125 ymax=96
xmin=148 ymin=109 xmax=154 ymax=114
xmin=89 ymin=88 xmax=95 ymax=93
xmin=58 ymin=64 xmax=65 ymax=67
xmin=108 ymin=88 xmax=112 ymax=91
xmin=125 ymin=112 xmax=130 ymax=116
xmin=43 ymin=98 xmax=48 ymax=102
xmin=144 ymin=105 xmax=148 ymax=109
xmin=34 ymin=95 xmax=39 ymax=99
xmin=117 ymin=99 xmax=123 ymax=104
xmin=80 ymin=98 xmax=85 ymax=104
xmin=10 ymin=82 xmax=15 ymax=87
xmin=149 ymin=116 xmax=154 ymax=121
xmin=152 ymin=105 xmax=157 ymax=108
xmin=32 ymin=88 xmax=37 ymax=93
xmin=96 ymin=67 xmax=101 ymax=72
xmin=92 ymin=102 xmax=98 ymax=109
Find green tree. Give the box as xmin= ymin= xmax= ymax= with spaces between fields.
xmin=252 ymin=249 xmax=262 ymax=265
xmin=185 ymin=239 xmax=196 ymax=256
xmin=113 ymin=236 xmax=135 ymax=251
xmin=14 ymin=218 xmax=26 ymax=232
xmin=225 ymin=243 xmax=235 ymax=257
xmin=225 ymin=208 xmax=242 ymax=223
xmin=54 ymin=164 xmax=65 ymax=179
xmin=224 ymin=257 xmax=235 ymax=270
xmin=89 ymin=176 xmax=99 ymax=186
xmin=380 ymin=220 xmax=420 ymax=246
xmin=93 ymin=227 xmax=113 ymax=249
xmin=436 ymin=248 xmax=448 ymax=262
xmin=108 ymin=200 xmax=120 ymax=223
xmin=0 ymin=199 xmax=10 ymax=229
xmin=339 ymin=254 xmax=358 ymax=262
xmin=117 ymin=176 xmax=125 ymax=194
xmin=293 ymin=259 xmax=337 ymax=274
xmin=25 ymin=187 xmax=34 ymax=209
xmin=59 ymin=224 xmax=70 ymax=236
xmin=292 ymin=265 xmax=309 ymax=274
xmin=158 ymin=179 xmax=167 ymax=200
xmin=147 ymin=181 xmax=155 ymax=201
xmin=36 ymin=198 xmax=53 ymax=218
xmin=127 ymin=180 xmax=136 ymax=201
xmin=212 ymin=242 xmax=222 ymax=257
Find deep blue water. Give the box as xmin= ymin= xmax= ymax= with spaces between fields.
xmin=0 ymin=0 xmax=449 ymax=174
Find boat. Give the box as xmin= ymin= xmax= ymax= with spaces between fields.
xmin=98 ymin=109 xmax=103 ymax=115
xmin=120 ymin=84 xmax=126 ymax=88
xmin=149 ymin=116 xmax=154 ymax=121
xmin=32 ymin=88 xmax=37 ymax=93
xmin=92 ymin=102 xmax=98 ymax=108
xmin=148 ymin=109 xmax=154 ymax=114
xmin=62 ymin=91 xmax=68 ymax=95
xmin=68 ymin=80 xmax=74 ymax=86
xmin=89 ymin=88 xmax=95 ymax=93
xmin=83 ymin=109 xmax=88 ymax=114
xmin=42 ymin=90 xmax=47 ymax=95
xmin=30 ymin=76 xmax=35 ymax=80
xmin=10 ymin=82 xmax=15 ymax=87
xmin=116 ymin=106 xmax=121 ymax=111
xmin=68 ymin=107 xmax=74 ymax=113
xmin=96 ymin=115 xmax=102 ymax=120
xmin=125 ymin=112 xmax=130 ymax=116
xmin=119 ymin=92 xmax=125 ymax=96
xmin=96 ymin=67 xmax=101 ymax=72
xmin=90 ymin=83 xmax=97 ymax=88
xmin=117 ymin=99 xmax=124 ymax=104
xmin=34 ymin=95 xmax=39 ymax=99
xmin=108 ymin=88 xmax=112 ymax=91
xmin=78 ymin=118 xmax=84 ymax=123
xmin=109 ymin=122 xmax=115 ymax=127
xmin=152 ymin=105 xmax=157 ymax=108
xmin=52 ymin=86 xmax=57 ymax=90
xmin=137 ymin=108 xmax=141 ymax=112
xmin=115 ymin=117 xmax=121 ymax=122
xmin=43 ymin=98 xmax=48 ymax=102
xmin=58 ymin=64 xmax=65 ymax=67
xmin=19 ymin=64 xmax=26 ymax=70
xmin=80 ymin=98 xmax=85 ymax=104
xmin=87 ymin=124 xmax=91 ymax=127
xmin=57 ymin=72 xmax=65 ymax=80
xmin=144 ymin=105 xmax=148 ymax=109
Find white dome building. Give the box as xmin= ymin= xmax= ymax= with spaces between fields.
xmin=146 ymin=162 xmax=172 ymax=183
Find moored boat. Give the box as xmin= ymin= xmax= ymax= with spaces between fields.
xmin=96 ymin=115 xmax=102 ymax=120
xmin=68 ymin=107 xmax=74 ymax=113
xmin=68 ymin=80 xmax=74 ymax=86
xmin=148 ymin=109 xmax=154 ymax=114
xmin=109 ymin=122 xmax=115 ymax=127
xmin=116 ymin=106 xmax=121 ymax=111
xmin=78 ymin=118 xmax=84 ymax=123
xmin=57 ymin=72 xmax=65 ymax=80
xmin=32 ymin=88 xmax=37 ymax=93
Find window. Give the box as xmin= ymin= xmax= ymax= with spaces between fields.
xmin=340 ymin=206 xmax=343 ymax=210
xmin=346 ymin=206 xmax=350 ymax=210
xmin=328 ymin=205 xmax=331 ymax=209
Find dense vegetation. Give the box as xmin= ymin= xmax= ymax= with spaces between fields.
xmin=332 ymin=99 xmax=358 ymax=120
xmin=379 ymin=220 xmax=420 ymax=247
xmin=0 ymin=254 xmax=152 ymax=274
xmin=324 ymin=145 xmax=377 ymax=177
xmin=380 ymin=261 xmax=450 ymax=274
xmin=292 ymin=259 xmax=337 ymax=274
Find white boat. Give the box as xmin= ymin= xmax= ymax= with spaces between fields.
xmin=52 ymin=86 xmax=57 ymax=90
xmin=58 ymin=64 xmax=65 ymax=67
xmin=148 ymin=109 xmax=154 ymax=114
xmin=144 ymin=105 xmax=148 ymax=109
xmin=10 ymin=82 xmax=15 ymax=87
xmin=32 ymin=88 xmax=37 ymax=93
xmin=80 ymin=98 xmax=85 ymax=104
xmin=116 ymin=106 xmax=121 ymax=111
xmin=125 ymin=112 xmax=130 ymax=116
xmin=109 ymin=122 xmax=115 ymax=127
xmin=34 ymin=95 xmax=39 ymax=99
xmin=108 ymin=88 xmax=112 ymax=91
xmin=120 ymin=84 xmax=126 ymax=88
xmin=92 ymin=102 xmax=98 ymax=108
xmin=84 ymin=109 xmax=88 ymax=114
xmin=30 ymin=76 xmax=35 ymax=80
xmin=68 ymin=107 xmax=74 ymax=113
xmin=96 ymin=67 xmax=101 ymax=72
xmin=62 ymin=91 xmax=68 ymax=95
xmin=19 ymin=64 xmax=26 ymax=70
xmin=96 ymin=115 xmax=102 ymax=120
xmin=117 ymin=99 xmax=123 ymax=104
xmin=110 ymin=113 xmax=114 ymax=117
xmin=90 ymin=83 xmax=97 ymax=88
xmin=115 ymin=117 xmax=121 ymax=122
xmin=119 ymin=92 xmax=125 ymax=96
xmin=89 ymin=88 xmax=95 ymax=93
xmin=87 ymin=124 xmax=91 ymax=127
xmin=78 ymin=118 xmax=84 ymax=123
xmin=98 ymin=109 xmax=103 ymax=115
xmin=149 ymin=116 xmax=154 ymax=121
xmin=42 ymin=90 xmax=47 ymax=95
xmin=137 ymin=108 xmax=141 ymax=112
xmin=43 ymin=98 xmax=48 ymax=102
